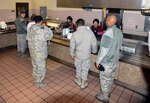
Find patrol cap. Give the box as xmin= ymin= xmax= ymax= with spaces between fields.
xmin=34 ymin=16 xmax=43 ymax=23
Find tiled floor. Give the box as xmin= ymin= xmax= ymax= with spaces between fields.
xmin=0 ymin=48 xmax=146 ymax=103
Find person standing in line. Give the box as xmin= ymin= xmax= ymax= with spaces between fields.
xmin=26 ymin=16 xmax=53 ymax=88
xmin=26 ymin=14 xmax=36 ymax=57
xmin=95 ymin=15 xmax=123 ymax=103
xmin=70 ymin=19 xmax=97 ymax=89
xmin=27 ymin=14 xmax=36 ymax=30
xmin=15 ymin=10 xmax=27 ymax=58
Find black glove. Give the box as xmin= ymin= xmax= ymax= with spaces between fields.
xmin=94 ymin=63 xmax=105 ymax=71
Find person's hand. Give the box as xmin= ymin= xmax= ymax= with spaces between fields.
xmin=96 ymin=64 xmax=100 ymax=69
xmin=94 ymin=62 xmax=100 ymax=70
xmin=94 ymin=63 xmax=105 ymax=71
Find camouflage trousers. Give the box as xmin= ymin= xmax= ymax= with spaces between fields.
xmin=16 ymin=34 xmax=27 ymax=53
xmin=32 ymin=59 xmax=47 ymax=83
xmin=99 ymin=63 xmax=117 ymax=96
xmin=74 ymin=58 xmax=91 ymax=81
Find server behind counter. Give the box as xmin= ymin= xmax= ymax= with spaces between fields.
xmin=66 ymin=16 xmax=76 ymax=32
xmin=91 ymin=18 xmax=103 ymax=40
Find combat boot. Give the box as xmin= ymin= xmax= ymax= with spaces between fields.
xmin=81 ymin=80 xmax=88 ymax=89
xmin=21 ymin=53 xmax=28 ymax=58
xmin=35 ymin=82 xmax=46 ymax=88
xmin=74 ymin=78 xmax=81 ymax=86
xmin=95 ymin=94 xmax=109 ymax=103
xmin=17 ymin=52 xmax=22 ymax=57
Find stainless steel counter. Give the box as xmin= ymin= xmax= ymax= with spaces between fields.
xmin=0 ymin=29 xmax=16 ymax=48
xmin=0 ymin=29 xmax=16 ymax=35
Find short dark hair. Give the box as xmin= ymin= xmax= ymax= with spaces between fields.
xmin=67 ymin=16 xmax=73 ymax=22
xmin=31 ymin=14 xmax=36 ymax=21
xmin=34 ymin=16 xmax=43 ymax=23
xmin=76 ymin=19 xmax=85 ymax=26
xmin=93 ymin=18 xmax=99 ymax=24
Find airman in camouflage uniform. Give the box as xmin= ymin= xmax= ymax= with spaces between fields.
xmin=95 ymin=15 xmax=123 ymax=103
xmin=26 ymin=16 xmax=53 ymax=88
xmin=70 ymin=19 xmax=97 ymax=89
xmin=15 ymin=11 xmax=27 ymax=58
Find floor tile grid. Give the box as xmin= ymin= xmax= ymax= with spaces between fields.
xmin=0 ymin=48 xmax=146 ymax=103
xmin=48 ymin=66 xmax=113 ymax=102
xmin=0 ymin=65 xmax=33 ymax=102
xmin=0 ymin=50 xmax=38 ymax=102
xmin=0 ymin=49 xmax=69 ymax=102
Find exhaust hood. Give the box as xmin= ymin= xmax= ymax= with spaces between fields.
xmin=57 ymin=0 xmax=150 ymax=10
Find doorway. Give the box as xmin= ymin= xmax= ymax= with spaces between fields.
xmin=16 ymin=3 xmax=29 ymax=18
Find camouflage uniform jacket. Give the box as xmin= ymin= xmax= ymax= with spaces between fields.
xmin=96 ymin=25 xmax=123 ymax=65
xmin=27 ymin=24 xmax=53 ymax=60
xmin=15 ymin=16 xmax=27 ymax=34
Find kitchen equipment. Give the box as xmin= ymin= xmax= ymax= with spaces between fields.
xmin=67 ymin=33 xmax=73 ymax=39
xmin=0 ymin=21 xmax=7 ymax=29
xmin=121 ymin=42 xmax=137 ymax=54
xmin=45 ymin=19 xmax=66 ymax=34
xmin=62 ymin=28 xmax=70 ymax=38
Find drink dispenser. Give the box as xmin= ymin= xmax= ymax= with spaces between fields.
xmin=62 ymin=28 xmax=70 ymax=38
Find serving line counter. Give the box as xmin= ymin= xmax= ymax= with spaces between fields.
xmin=0 ymin=29 xmax=16 ymax=48
xmin=49 ymin=34 xmax=150 ymax=96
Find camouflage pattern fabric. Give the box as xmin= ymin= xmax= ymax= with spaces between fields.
xmin=75 ymin=58 xmax=91 ymax=81
xmin=96 ymin=25 xmax=123 ymax=98
xmin=27 ymin=24 xmax=53 ymax=84
xmin=15 ymin=16 xmax=27 ymax=34
xmin=16 ymin=34 xmax=27 ymax=53
xmin=99 ymin=63 xmax=116 ymax=96
xmin=31 ymin=58 xmax=46 ymax=83
xmin=15 ymin=16 xmax=27 ymax=54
